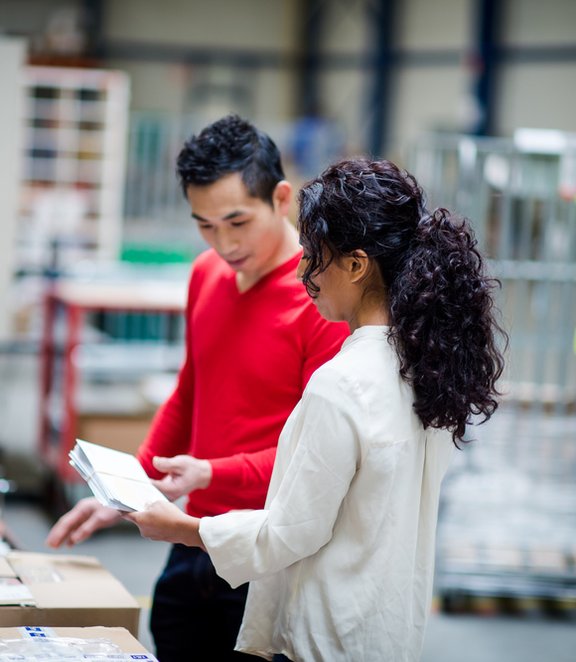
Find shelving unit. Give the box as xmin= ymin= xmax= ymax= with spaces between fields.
xmin=18 ymin=66 xmax=130 ymax=274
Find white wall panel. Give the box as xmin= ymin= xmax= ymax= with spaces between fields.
xmin=391 ymin=65 xmax=469 ymax=157
xmin=397 ymin=0 xmax=472 ymax=50
xmin=497 ymin=63 xmax=576 ymax=135
xmin=323 ymin=0 xmax=369 ymax=54
xmin=104 ymin=0 xmax=295 ymax=52
xmin=503 ymin=0 xmax=576 ymax=45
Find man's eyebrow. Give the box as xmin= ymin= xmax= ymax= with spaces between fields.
xmin=191 ymin=210 xmax=245 ymax=223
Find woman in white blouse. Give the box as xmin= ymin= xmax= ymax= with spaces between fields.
xmin=127 ymin=158 xmax=506 ymax=662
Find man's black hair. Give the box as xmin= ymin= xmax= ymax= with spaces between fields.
xmin=176 ymin=114 xmax=285 ymax=204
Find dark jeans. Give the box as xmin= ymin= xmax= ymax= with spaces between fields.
xmin=150 ymin=544 xmax=261 ymax=662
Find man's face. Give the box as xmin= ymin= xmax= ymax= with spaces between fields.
xmin=187 ymin=172 xmax=291 ymax=284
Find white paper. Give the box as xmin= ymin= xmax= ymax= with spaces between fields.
xmin=0 ymin=577 xmax=36 ymax=605
xmin=69 ymin=439 xmax=168 ymax=512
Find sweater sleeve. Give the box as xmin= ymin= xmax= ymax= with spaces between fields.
xmin=200 ymin=370 xmax=361 ymax=588
xmin=209 ymin=446 xmax=276 ymax=494
xmin=207 ymin=316 xmax=348 ymax=494
xmin=137 ymin=272 xmax=195 ymax=478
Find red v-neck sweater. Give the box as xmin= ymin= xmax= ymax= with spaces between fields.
xmin=138 ymin=249 xmax=349 ymax=517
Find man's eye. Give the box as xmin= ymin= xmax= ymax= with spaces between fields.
xmin=231 ymin=221 xmax=247 ymax=228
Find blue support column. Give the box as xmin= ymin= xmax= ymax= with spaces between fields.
xmin=366 ymin=0 xmax=397 ymax=157
xmin=471 ymin=0 xmax=502 ymax=136
xmin=298 ymin=0 xmax=324 ymax=117
xmin=82 ymin=0 xmax=105 ymax=60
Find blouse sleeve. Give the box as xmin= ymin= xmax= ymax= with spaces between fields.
xmin=199 ymin=368 xmax=362 ymax=588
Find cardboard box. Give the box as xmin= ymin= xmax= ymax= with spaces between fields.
xmin=0 ymin=625 xmax=157 ymax=659
xmin=77 ymin=413 xmax=154 ymax=455
xmin=0 ymin=552 xmax=140 ymax=636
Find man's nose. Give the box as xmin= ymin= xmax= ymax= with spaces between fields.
xmin=217 ymin=231 xmax=238 ymax=256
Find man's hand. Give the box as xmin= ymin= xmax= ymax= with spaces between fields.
xmin=123 ymin=501 xmax=203 ymax=548
xmin=151 ymin=455 xmax=212 ymax=501
xmin=45 ymin=497 xmax=122 ymax=548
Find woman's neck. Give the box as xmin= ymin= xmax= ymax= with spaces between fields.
xmin=347 ymin=301 xmax=390 ymax=333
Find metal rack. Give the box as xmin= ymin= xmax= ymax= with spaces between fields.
xmin=436 ymin=407 xmax=576 ymax=609
xmin=408 ymin=131 xmax=576 ymax=608
xmin=18 ymin=66 xmax=130 ymax=274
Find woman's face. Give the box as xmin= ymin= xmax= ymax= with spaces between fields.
xmin=297 ymin=250 xmax=356 ymax=324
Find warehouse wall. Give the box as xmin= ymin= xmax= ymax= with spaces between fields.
xmin=0 ymin=0 xmax=575 ymax=158
xmin=497 ymin=0 xmax=576 ymax=136
xmin=103 ymin=0 xmax=299 ymax=123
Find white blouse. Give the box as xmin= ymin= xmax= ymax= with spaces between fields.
xmin=200 ymin=325 xmax=454 ymax=661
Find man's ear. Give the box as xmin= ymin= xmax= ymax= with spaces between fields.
xmin=273 ymin=180 xmax=292 ymax=215
xmin=348 ymin=249 xmax=370 ymax=283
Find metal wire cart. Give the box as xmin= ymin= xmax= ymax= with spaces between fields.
xmin=409 ymin=130 xmax=576 ymax=612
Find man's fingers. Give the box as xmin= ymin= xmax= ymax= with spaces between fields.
xmin=152 ymin=456 xmax=175 ymax=471
xmin=46 ymin=499 xmax=121 ymax=549
xmin=45 ymin=530 xmax=66 ymax=548
xmin=121 ymin=512 xmax=136 ymax=523
xmin=46 ymin=514 xmax=80 ymax=547
xmin=68 ymin=515 xmax=100 ymax=545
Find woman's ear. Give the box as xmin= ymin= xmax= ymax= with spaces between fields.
xmin=348 ymin=249 xmax=370 ymax=283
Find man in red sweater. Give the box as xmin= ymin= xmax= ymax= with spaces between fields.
xmin=46 ymin=115 xmax=348 ymax=661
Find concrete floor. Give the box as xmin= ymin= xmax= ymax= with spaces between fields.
xmin=2 ymin=497 xmax=575 ymax=662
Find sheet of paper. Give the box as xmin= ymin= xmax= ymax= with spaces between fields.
xmin=0 ymin=577 xmax=36 ymax=605
xmin=74 ymin=439 xmax=150 ymax=481
xmin=96 ymin=474 xmax=167 ymax=512
xmin=69 ymin=438 xmax=168 ymax=512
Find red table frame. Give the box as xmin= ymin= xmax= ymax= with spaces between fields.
xmin=39 ymin=280 xmax=186 ymax=483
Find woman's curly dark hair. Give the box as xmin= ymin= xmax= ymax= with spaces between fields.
xmin=298 ymin=158 xmax=507 ymax=446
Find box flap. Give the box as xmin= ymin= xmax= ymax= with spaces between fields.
xmin=6 ymin=551 xmax=100 ymax=571
xmin=5 ymin=551 xmax=138 ymax=608
xmin=30 ymin=578 xmax=138 ymax=609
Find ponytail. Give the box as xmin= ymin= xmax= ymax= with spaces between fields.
xmin=298 ymin=158 xmax=507 ymax=446
xmin=386 ymin=208 xmax=506 ymax=445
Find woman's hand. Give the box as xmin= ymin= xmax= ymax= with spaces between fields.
xmin=151 ymin=455 xmax=212 ymax=501
xmin=123 ymin=501 xmax=204 ymax=548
